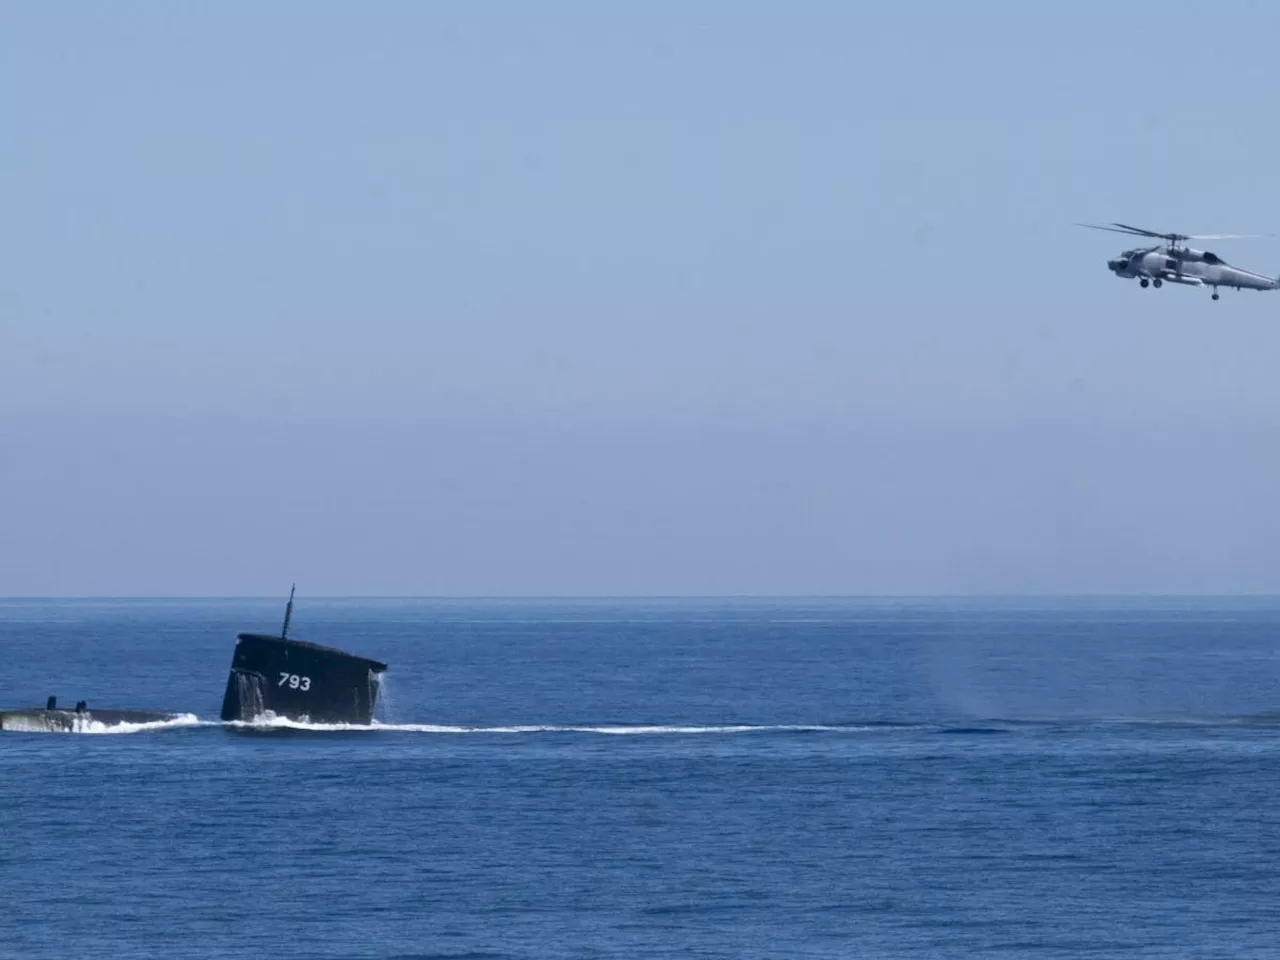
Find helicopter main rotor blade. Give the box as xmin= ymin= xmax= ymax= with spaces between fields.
xmin=1075 ymin=222 xmax=1164 ymax=238
xmin=1077 ymin=222 xmax=1273 ymax=242
xmin=1109 ymin=222 xmax=1174 ymax=238
xmin=1181 ymin=233 xmax=1271 ymax=240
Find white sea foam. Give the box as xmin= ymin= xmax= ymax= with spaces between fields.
xmin=3 ymin=709 xmax=880 ymax=736
xmin=1 ymin=713 xmax=205 ymax=734
xmin=222 ymin=716 xmax=860 ymax=735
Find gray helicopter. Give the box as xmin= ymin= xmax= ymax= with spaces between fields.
xmin=1078 ymin=222 xmax=1278 ymax=300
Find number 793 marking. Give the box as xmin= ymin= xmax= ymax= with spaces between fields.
xmin=278 ymin=673 xmax=312 ymax=691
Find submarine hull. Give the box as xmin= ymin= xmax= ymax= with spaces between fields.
xmin=0 ymin=707 xmax=180 ymax=732
xmin=220 ymin=633 xmax=387 ymax=725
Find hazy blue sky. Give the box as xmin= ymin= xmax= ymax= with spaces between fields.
xmin=5 ymin=2 xmax=1280 ymax=595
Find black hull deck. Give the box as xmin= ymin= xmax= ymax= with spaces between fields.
xmin=0 ymin=706 xmax=181 ymax=732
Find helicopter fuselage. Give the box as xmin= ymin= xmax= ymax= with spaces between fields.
xmin=1108 ymin=244 xmax=1279 ymax=296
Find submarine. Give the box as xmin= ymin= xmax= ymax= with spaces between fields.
xmin=219 ymin=586 xmax=388 ymax=725
xmin=0 ymin=696 xmax=181 ymax=732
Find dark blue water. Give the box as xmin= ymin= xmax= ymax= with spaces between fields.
xmin=3 ymin=597 xmax=1280 ymax=959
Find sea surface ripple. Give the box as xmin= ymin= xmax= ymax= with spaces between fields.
xmin=2 ymin=596 xmax=1279 ymax=959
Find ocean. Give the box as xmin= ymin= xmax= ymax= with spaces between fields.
xmin=2 ymin=597 xmax=1279 ymax=959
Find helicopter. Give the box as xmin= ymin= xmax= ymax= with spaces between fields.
xmin=1078 ymin=222 xmax=1279 ymax=300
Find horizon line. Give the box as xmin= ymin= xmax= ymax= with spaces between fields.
xmin=6 ymin=592 xmax=1280 ymax=601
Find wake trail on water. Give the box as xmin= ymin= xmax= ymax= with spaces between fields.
xmin=15 ymin=712 xmax=1280 ymax=736
xmin=2 ymin=713 xmax=923 ymax=736
xmin=222 ymin=718 xmax=885 ymax=734
xmin=218 ymin=712 xmax=1280 ymax=734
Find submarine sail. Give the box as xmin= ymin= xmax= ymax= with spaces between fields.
xmin=219 ymin=587 xmax=388 ymax=725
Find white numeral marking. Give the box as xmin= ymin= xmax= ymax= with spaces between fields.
xmin=278 ymin=673 xmax=312 ymax=691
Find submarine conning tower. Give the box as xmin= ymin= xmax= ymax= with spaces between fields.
xmin=219 ymin=588 xmax=388 ymax=724
xmin=219 ymin=633 xmax=388 ymax=724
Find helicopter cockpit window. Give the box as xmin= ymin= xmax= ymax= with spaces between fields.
xmin=1203 ymin=251 xmax=1222 ymax=264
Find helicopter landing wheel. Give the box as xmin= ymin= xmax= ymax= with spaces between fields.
xmin=1153 ymin=278 xmax=1163 ymax=288
xmin=1139 ymin=278 xmax=1150 ymax=288
xmin=1212 ymin=292 xmax=1220 ymax=300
